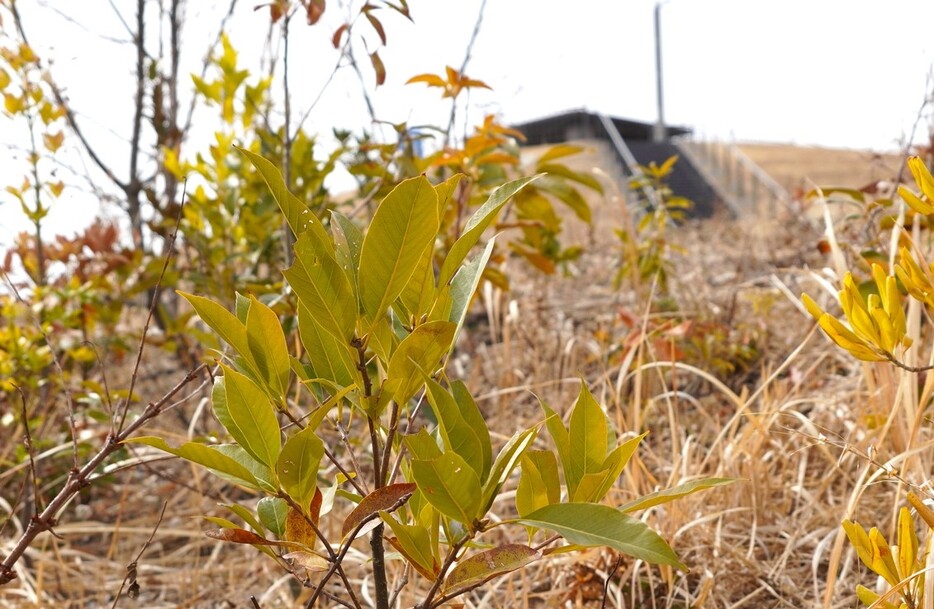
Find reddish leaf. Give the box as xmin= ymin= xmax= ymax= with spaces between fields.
xmin=365 ymin=12 xmax=387 ymax=45
xmin=205 ymin=528 xmax=276 ymax=545
xmin=370 ymin=50 xmax=386 ymax=86
xmin=332 ymin=23 xmax=350 ymax=48
xmin=285 ymin=506 xmax=317 ymax=547
xmin=306 ymin=0 xmax=325 ymax=24
xmin=342 ymin=483 xmax=415 ymax=539
xmin=309 ymin=487 xmax=323 ymax=524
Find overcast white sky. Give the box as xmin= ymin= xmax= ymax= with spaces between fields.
xmin=3 ymin=0 xmax=934 ymax=244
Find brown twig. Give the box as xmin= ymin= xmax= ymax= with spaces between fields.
xmin=417 ymin=533 xmax=473 ymax=609
xmin=16 ymin=389 xmax=43 ymax=518
xmin=0 ymin=362 xmax=208 ymax=586
xmin=110 ymin=501 xmax=168 ymax=608
xmin=304 ymin=492 xmax=412 ymax=609
xmin=116 ymin=181 xmax=187 ymax=435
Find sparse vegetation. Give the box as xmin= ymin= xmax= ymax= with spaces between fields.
xmin=3 ymin=1 xmax=934 ymax=608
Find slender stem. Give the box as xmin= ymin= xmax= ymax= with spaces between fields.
xmin=0 ymin=364 xmax=207 ymax=586
xmin=127 ymin=0 xmax=147 ymax=251
xmin=418 ymin=533 xmax=473 ymax=609
xmin=281 ymin=10 xmax=296 ymax=265
xmin=25 ymin=113 xmax=46 ymax=286
xmin=351 ymin=335 xmax=390 ymax=609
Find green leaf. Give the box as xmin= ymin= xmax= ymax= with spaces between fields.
xmin=238 ymin=147 xmax=333 ymax=250
xmin=214 ymin=366 xmax=282 ymax=468
xmin=385 ymin=321 xmax=456 ymax=404
xmin=405 ymin=428 xmax=443 ymax=461
xmin=480 ymin=425 xmax=538 ymax=515
xmin=541 ymin=400 xmax=570 ymax=476
xmin=126 ymin=436 xmax=259 ymax=489
xmin=537 ymin=162 xmax=604 ymax=194
xmin=423 ymin=378 xmax=486 ymax=478
xmin=567 ymin=384 xmax=607 ymax=498
xmin=534 ymin=176 xmax=591 ymax=222
xmin=178 ymin=291 xmax=253 ymax=370
xmin=246 ymin=295 xmax=290 ymax=398
xmin=330 ymin=211 xmax=363 ymax=290
xmin=448 ymin=240 xmax=494 ymax=344
xmin=516 ymin=450 xmax=560 ymax=517
xmin=297 ymin=304 xmax=359 ymax=388
xmin=573 ymin=433 xmax=646 ymax=503
xmin=277 ymin=424 xmax=325 ymax=510
xmin=396 ymin=244 xmax=436 ymax=322
xmin=439 ymin=175 xmax=540 ymax=286
xmin=411 ymin=452 xmax=482 ymax=526
xmin=213 ymin=444 xmax=277 ymax=493
xmin=342 ymin=483 xmax=416 ymax=540
xmin=358 ymin=175 xmax=439 ymax=327
xmin=451 ymin=380 xmax=492 ymax=481
xmin=284 ymin=231 xmax=355 ymax=342
xmin=258 ymin=497 xmax=289 ymax=537
xmin=234 ymin=292 xmax=251 ymax=324
xmin=222 ymin=503 xmax=266 ymax=536
xmin=433 ymin=173 xmax=465 ymax=218
xmin=443 ymin=544 xmax=541 ymax=596
xmin=619 ymin=477 xmax=738 ymax=513
xmin=516 ymin=503 xmax=687 ymax=571
xmin=382 ymin=512 xmax=438 ymax=579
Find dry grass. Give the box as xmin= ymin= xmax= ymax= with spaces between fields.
xmin=1 ymin=140 xmax=926 ymax=608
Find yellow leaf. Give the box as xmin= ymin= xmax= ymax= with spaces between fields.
xmin=907 ymin=491 xmax=934 ymax=530
xmin=19 ymin=43 xmax=37 ymax=64
xmin=48 ymin=181 xmax=64 ymax=198
xmin=801 ymin=293 xmax=826 ymax=321
xmin=907 ymin=156 xmax=934 ymax=201
xmin=406 ymin=73 xmax=447 ymax=88
xmin=898 ymin=184 xmax=934 ymax=215
xmin=42 ymin=130 xmax=64 ymax=153
xmin=818 ymin=315 xmax=885 ymax=361
xmin=842 ymin=520 xmax=874 ymax=567
xmin=0 ymin=69 xmax=9 ymax=90
xmin=3 ymin=92 xmax=23 ymax=114
xmin=162 ymin=146 xmax=184 ymax=179
xmin=897 ymin=507 xmax=918 ymax=583
xmin=869 ymin=527 xmax=901 ymax=586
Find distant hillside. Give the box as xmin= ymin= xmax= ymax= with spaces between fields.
xmin=735 ymin=142 xmax=905 ymax=196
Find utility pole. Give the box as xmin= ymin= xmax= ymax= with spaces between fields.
xmin=653 ymin=1 xmax=666 ymax=143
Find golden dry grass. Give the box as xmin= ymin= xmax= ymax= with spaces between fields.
xmin=1 ymin=140 xmax=925 ymax=608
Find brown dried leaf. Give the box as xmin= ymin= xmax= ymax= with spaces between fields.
xmin=342 ymin=483 xmax=415 ymax=539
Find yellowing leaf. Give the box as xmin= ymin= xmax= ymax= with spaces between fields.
xmin=443 ymin=545 xmax=541 ymax=596
xmin=358 ymin=175 xmax=439 ymax=327
xmin=277 ymin=424 xmax=324 ymax=511
xmin=4 ymin=92 xmax=23 ymax=114
xmin=406 ymin=73 xmax=447 ymax=88
xmin=908 ymin=156 xmax=934 ymax=201
xmin=42 ymin=130 xmax=64 ymax=153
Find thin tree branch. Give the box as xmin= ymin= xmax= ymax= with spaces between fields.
xmin=127 ymin=0 xmax=148 ymax=251
xmin=0 ymin=362 xmax=208 ymax=586
xmin=8 ymin=2 xmax=127 ymax=192
xmin=117 ymin=181 xmax=188 ymax=435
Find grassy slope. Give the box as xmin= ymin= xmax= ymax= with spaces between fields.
xmin=1 ymin=140 xmax=918 ymax=608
